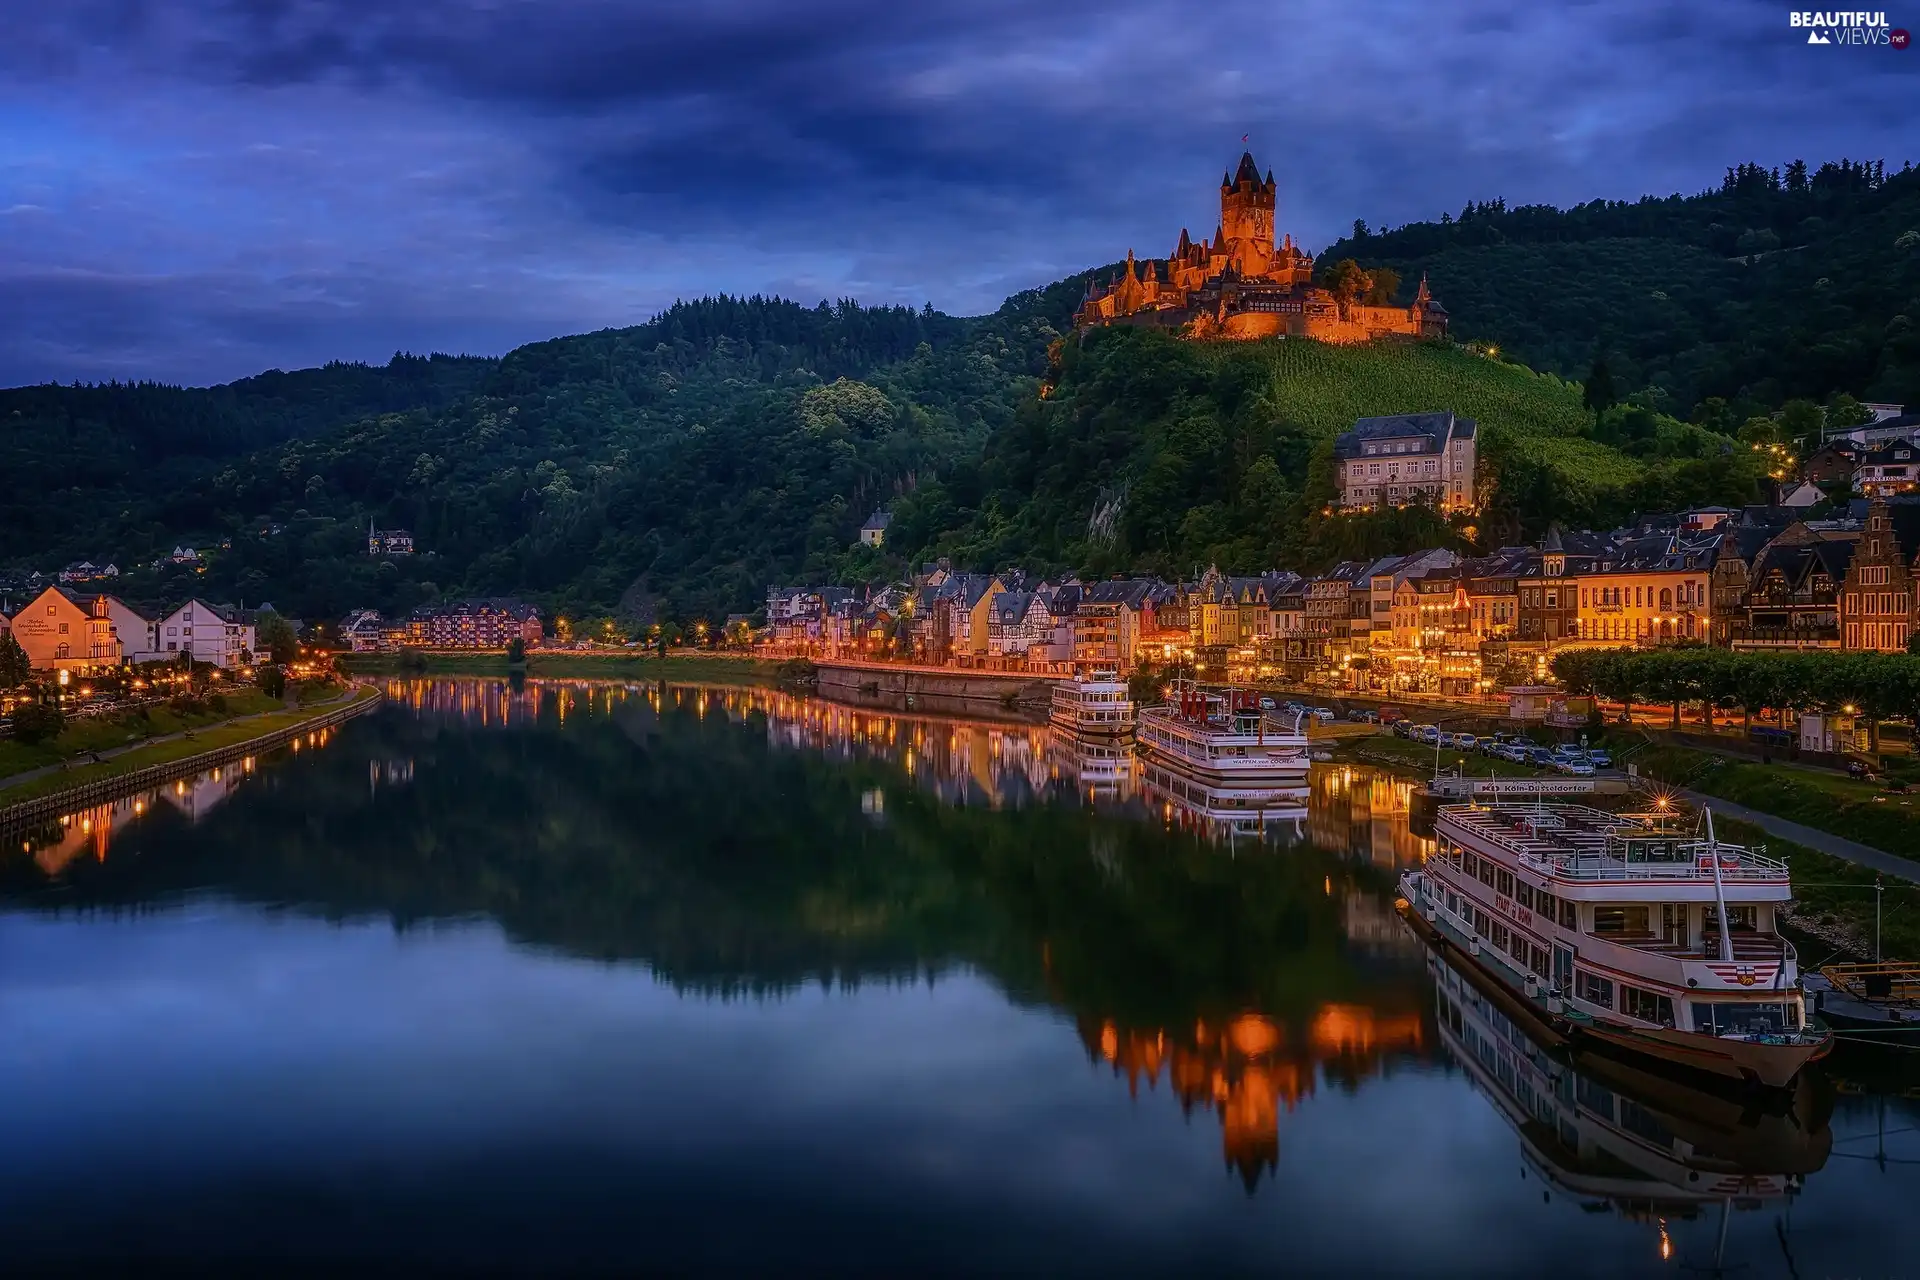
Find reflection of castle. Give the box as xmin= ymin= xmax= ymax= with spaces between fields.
xmin=1073 ymin=151 xmax=1448 ymax=343
xmin=1080 ymin=1006 xmax=1427 ymax=1191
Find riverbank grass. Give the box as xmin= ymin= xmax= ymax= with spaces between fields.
xmin=0 ymin=686 xmax=376 ymax=807
xmin=1634 ymin=741 xmax=1920 ymax=855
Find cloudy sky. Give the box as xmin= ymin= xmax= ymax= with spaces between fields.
xmin=1 ymin=0 xmax=1911 ymax=387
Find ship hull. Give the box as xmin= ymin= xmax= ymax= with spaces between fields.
xmin=1399 ymin=877 xmax=1830 ymax=1093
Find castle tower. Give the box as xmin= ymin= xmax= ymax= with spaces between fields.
xmin=1220 ymin=151 xmax=1277 ymax=250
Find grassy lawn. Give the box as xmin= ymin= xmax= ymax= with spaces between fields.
xmin=1634 ymin=741 xmax=1920 ymax=854
xmin=0 ymin=687 xmax=286 ymax=780
xmin=1713 ymin=816 xmax=1920 ymax=962
xmin=0 ymin=685 xmax=374 ymax=807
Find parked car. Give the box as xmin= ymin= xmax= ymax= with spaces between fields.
xmin=1527 ymin=747 xmax=1558 ymax=768
xmin=1585 ymin=748 xmax=1612 ymax=768
xmin=1453 ymin=733 xmax=1478 ymax=751
xmin=1378 ymin=707 xmax=1404 ymax=724
xmin=1258 ymin=696 xmax=1276 ymax=710
xmin=1311 ymin=707 xmax=1336 ymax=723
xmin=1554 ymin=758 xmax=1596 ymax=777
xmin=1417 ymin=724 xmax=1441 ymax=743
xmin=1349 ymin=708 xmax=1378 ymax=723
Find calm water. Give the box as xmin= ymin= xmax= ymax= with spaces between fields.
xmin=2 ymin=678 xmax=1915 ymax=1276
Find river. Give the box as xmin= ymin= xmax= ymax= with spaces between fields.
xmin=1 ymin=677 xmax=1914 ymax=1276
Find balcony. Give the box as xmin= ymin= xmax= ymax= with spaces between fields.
xmin=1734 ymin=626 xmax=1839 ymax=648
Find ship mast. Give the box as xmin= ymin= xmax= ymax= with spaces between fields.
xmin=1704 ymin=807 xmax=1734 ymax=964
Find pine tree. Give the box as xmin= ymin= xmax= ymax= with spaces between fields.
xmin=1582 ymin=350 xmax=1617 ymax=421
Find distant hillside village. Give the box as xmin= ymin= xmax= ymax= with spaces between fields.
xmin=769 ymin=405 xmax=1920 ymax=693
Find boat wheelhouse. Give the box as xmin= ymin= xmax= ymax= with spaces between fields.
xmin=1399 ymin=801 xmax=1830 ymax=1089
xmin=1136 ymin=686 xmax=1307 ymax=785
xmin=1049 ymin=671 xmax=1136 ymax=737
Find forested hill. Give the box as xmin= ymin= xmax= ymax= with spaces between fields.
xmin=1319 ymin=158 xmax=1920 ymax=416
xmin=0 ymin=292 xmax=1075 ymax=624
xmin=1 ymin=156 xmax=1912 ymax=627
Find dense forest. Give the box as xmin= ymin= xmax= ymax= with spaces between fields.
xmin=1322 ymin=157 xmax=1920 ymax=414
xmin=2 ymin=157 xmax=1913 ymax=625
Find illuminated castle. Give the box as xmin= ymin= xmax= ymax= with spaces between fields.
xmin=1072 ymin=151 xmax=1448 ymax=343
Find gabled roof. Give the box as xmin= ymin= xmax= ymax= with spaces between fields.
xmin=1333 ymin=411 xmax=1476 ymax=459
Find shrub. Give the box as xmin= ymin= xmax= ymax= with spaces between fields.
xmin=10 ymin=702 xmax=65 ymax=745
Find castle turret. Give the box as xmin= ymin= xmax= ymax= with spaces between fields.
xmin=1221 ymin=150 xmax=1276 ymax=250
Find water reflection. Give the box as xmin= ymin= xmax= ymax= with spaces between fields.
xmin=1 ymin=676 xmax=1916 ymax=1275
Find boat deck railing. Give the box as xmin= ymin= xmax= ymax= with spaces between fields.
xmin=1442 ymin=804 xmax=1787 ymax=883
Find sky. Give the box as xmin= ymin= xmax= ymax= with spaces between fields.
xmin=1 ymin=0 xmax=1913 ymax=387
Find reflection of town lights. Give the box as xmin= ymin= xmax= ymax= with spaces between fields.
xmin=1658 ymin=1220 xmax=1672 ymax=1261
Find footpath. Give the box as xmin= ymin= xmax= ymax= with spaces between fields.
xmin=0 ymin=684 xmax=377 ymax=815
xmin=1678 ymin=788 xmax=1920 ymax=885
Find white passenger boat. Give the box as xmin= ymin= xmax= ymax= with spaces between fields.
xmin=1398 ymin=801 xmax=1831 ymax=1090
xmin=1048 ymin=730 xmax=1137 ymax=799
xmin=1136 ymin=685 xmax=1307 ymax=785
xmin=1049 ymin=670 xmax=1136 ymax=737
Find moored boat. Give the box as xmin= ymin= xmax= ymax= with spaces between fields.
xmin=1397 ymin=800 xmax=1831 ymax=1090
xmin=1804 ymin=962 xmax=1920 ymax=1050
xmin=1049 ymin=670 xmax=1136 ymax=737
xmin=1141 ymin=760 xmax=1307 ymax=842
xmin=1136 ymin=685 xmax=1307 ymax=786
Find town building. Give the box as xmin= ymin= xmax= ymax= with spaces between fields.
xmin=1334 ymin=412 xmax=1478 ymax=512
xmin=101 ymin=597 xmax=162 ymax=663
xmin=368 ymin=523 xmax=416 ymax=557
xmin=1072 ymin=151 xmax=1448 ymax=343
xmin=8 ymin=586 xmax=124 ymax=672
xmin=1839 ymin=499 xmax=1918 ymax=652
xmin=1854 ymin=440 xmax=1920 ymax=497
xmin=1573 ymin=533 xmax=1717 ymax=646
xmin=397 ymin=600 xmax=543 ymax=649
xmin=153 ymin=599 xmax=257 ymax=668
xmin=58 ymin=561 xmax=119 ymax=583
xmin=1731 ymin=526 xmax=1856 ymax=650
xmin=341 ymin=609 xmax=388 ymax=652
xmin=858 ymin=510 xmax=891 ymax=548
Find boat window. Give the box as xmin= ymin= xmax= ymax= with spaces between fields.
xmin=1536 ymin=889 xmax=1554 ymax=919
xmin=1619 ymin=985 xmax=1676 ymax=1026
xmin=1496 ymin=870 xmax=1514 ymax=898
xmin=1561 ymin=901 xmax=1577 ymax=930
xmin=1704 ymin=905 xmax=1759 ymax=931
xmin=1472 ymin=908 xmax=1491 ymax=938
xmin=1577 ymin=971 xmax=1614 ymax=1009
xmin=1592 ymin=906 xmax=1649 ymax=936
xmin=1530 ymin=944 xmax=1549 ymax=977
xmin=1575 ymin=1076 xmax=1616 ymax=1121
xmin=1462 ymin=853 xmax=1477 ymax=878
xmin=1516 ymin=883 xmax=1534 ymax=911
xmin=1492 ymin=923 xmax=1510 ymax=953
xmin=1477 ymin=861 xmax=1495 ymax=889
xmin=1691 ymin=1002 xmax=1794 ymax=1035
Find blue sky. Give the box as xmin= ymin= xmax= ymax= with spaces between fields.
xmin=0 ymin=0 xmax=1912 ymax=386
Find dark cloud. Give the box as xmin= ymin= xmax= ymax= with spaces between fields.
xmin=0 ymin=0 xmax=1911 ymax=385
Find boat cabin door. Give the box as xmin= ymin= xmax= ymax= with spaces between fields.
xmin=1553 ymin=944 xmax=1575 ymax=995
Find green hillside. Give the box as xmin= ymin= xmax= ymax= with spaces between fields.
xmin=899 ymin=327 xmax=1765 ymax=578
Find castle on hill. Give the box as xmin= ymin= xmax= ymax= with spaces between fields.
xmin=1072 ymin=151 xmax=1449 ymax=343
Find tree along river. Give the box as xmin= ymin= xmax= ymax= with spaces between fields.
xmin=1 ymin=676 xmax=1914 ymax=1276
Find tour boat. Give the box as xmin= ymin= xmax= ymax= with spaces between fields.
xmin=1397 ymin=801 xmax=1832 ymax=1090
xmin=1049 ymin=670 xmax=1136 ymax=737
xmin=1141 ymin=760 xmax=1307 ymax=842
xmin=1136 ymin=685 xmax=1308 ymax=785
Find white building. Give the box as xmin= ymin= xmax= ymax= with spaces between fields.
xmin=101 ymin=597 xmax=163 ymax=663
xmin=154 ymin=599 xmax=256 ymax=668
xmin=1334 ymin=411 xmax=1478 ymax=512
